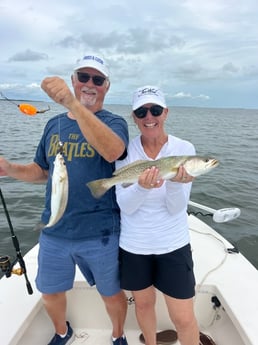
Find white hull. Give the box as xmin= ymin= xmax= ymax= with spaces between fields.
xmin=1 ymin=214 xmax=258 ymax=345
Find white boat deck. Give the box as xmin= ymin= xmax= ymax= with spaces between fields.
xmin=189 ymin=215 xmax=258 ymax=345
xmin=1 ymin=214 xmax=258 ymax=345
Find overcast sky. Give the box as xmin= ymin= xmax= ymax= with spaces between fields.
xmin=1 ymin=0 xmax=257 ymax=108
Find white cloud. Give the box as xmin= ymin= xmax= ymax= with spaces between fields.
xmin=27 ymin=83 xmax=41 ymax=89
xmin=170 ymin=92 xmax=210 ymax=100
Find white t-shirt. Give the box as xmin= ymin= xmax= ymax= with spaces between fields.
xmin=115 ymin=134 xmax=195 ymax=255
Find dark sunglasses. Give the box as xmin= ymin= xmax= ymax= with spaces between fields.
xmin=77 ymin=72 xmax=106 ymax=86
xmin=134 ymin=105 xmax=164 ymax=119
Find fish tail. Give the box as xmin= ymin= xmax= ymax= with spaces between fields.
xmin=86 ymin=178 xmax=112 ymax=198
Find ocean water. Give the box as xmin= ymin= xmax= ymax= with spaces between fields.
xmin=0 ymin=100 xmax=257 ymax=279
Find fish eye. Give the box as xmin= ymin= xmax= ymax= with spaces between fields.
xmin=205 ymin=158 xmax=209 ymax=162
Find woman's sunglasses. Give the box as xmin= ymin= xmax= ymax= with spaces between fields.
xmin=77 ymin=72 xmax=106 ymax=86
xmin=133 ymin=105 xmax=164 ymax=119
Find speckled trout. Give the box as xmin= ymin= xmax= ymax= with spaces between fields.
xmin=87 ymin=155 xmax=219 ymax=198
xmin=45 ymin=152 xmax=68 ymax=227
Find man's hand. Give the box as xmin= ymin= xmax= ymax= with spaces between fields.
xmin=41 ymin=77 xmax=77 ymax=109
xmin=0 ymin=156 xmax=10 ymax=176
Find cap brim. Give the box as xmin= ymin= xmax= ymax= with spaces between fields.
xmin=132 ymin=96 xmax=166 ymax=110
xmin=74 ymin=61 xmax=109 ymax=77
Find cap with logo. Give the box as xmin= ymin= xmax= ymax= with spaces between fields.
xmin=74 ymin=54 xmax=109 ymax=77
xmin=132 ymin=86 xmax=166 ymax=110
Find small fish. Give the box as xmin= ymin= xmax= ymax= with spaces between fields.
xmin=45 ymin=152 xmax=68 ymax=227
xmin=87 ymin=155 xmax=219 ymax=198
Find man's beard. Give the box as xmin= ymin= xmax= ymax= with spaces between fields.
xmin=80 ymin=89 xmax=97 ymax=107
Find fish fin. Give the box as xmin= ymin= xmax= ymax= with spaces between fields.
xmin=113 ymin=160 xmax=149 ymax=175
xmin=86 ymin=178 xmax=111 ymax=198
xmin=162 ymin=169 xmax=178 ymax=180
xmin=121 ymin=183 xmax=134 ymax=188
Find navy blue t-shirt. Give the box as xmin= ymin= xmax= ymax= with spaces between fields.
xmin=34 ymin=109 xmax=129 ymax=240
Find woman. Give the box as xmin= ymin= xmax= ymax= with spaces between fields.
xmin=116 ymin=86 xmax=199 ymax=345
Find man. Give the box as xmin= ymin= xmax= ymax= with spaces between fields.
xmin=0 ymin=54 xmax=129 ymax=345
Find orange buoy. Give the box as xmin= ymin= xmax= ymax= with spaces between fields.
xmin=18 ymin=104 xmax=37 ymax=116
xmin=1 ymin=91 xmax=50 ymax=115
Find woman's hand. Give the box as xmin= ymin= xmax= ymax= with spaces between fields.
xmin=171 ymin=166 xmax=194 ymax=183
xmin=138 ymin=166 xmax=164 ymax=189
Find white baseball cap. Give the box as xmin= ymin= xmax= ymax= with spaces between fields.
xmin=132 ymin=85 xmax=167 ymax=110
xmin=74 ymin=54 xmax=109 ymax=77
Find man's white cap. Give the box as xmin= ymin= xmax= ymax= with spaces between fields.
xmin=74 ymin=54 xmax=109 ymax=77
xmin=132 ymin=85 xmax=167 ymax=110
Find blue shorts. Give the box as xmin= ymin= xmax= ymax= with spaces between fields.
xmin=119 ymin=244 xmax=195 ymax=299
xmin=36 ymin=232 xmax=121 ymax=296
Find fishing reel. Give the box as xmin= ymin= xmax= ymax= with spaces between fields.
xmin=0 ymin=188 xmax=33 ymax=294
xmin=0 ymin=251 xmax=33 ymax=294
xmin=0 ymin=255 xmax=23 ymax=278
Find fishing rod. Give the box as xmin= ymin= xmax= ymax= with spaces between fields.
xmin=0 ymin=188 xmax=33 ymax=295
xmin=0 ymin=91 xmax=50 ymax=116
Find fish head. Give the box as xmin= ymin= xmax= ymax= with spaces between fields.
xmin=54 ymin=152 xmax=66 ymax=170
xmin=184 ymin=156 xmax=219 ymax=177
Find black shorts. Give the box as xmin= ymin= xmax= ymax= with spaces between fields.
xmin=119 ymin=244 xmax=195 ymax=299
